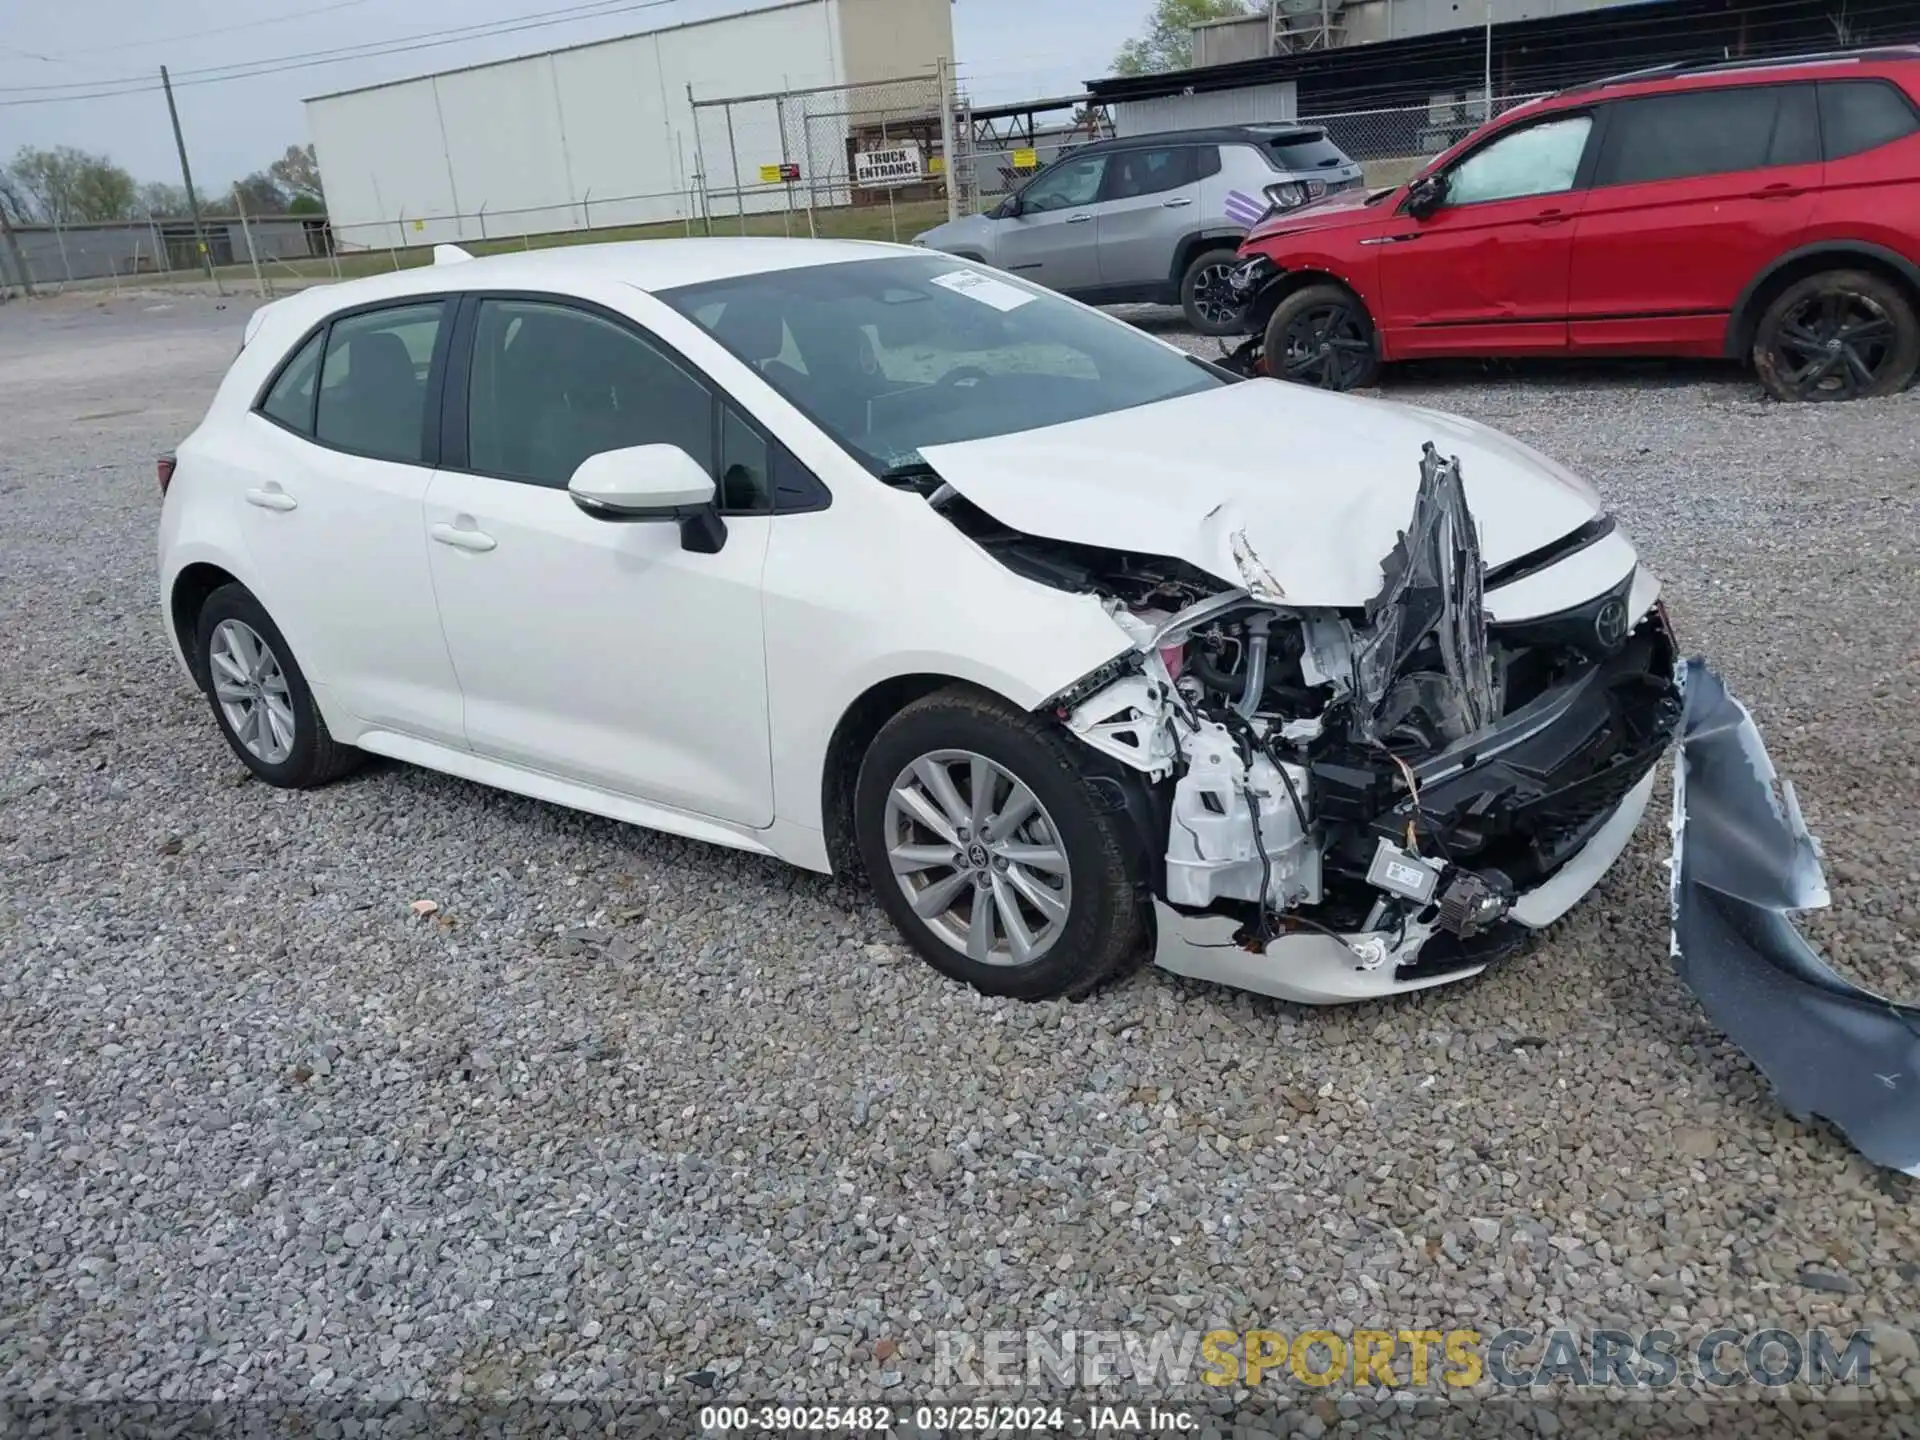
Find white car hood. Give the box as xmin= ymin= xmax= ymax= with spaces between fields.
xmin=917 ymin=381 xmax=1607 ymax=609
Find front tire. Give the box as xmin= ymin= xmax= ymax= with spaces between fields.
xmin=1262 ymin=282 xmax=1381 ymax=390
xmin=195 ymin=583 xmax=362 ymax=788
xmin=1180 ymin=247 xmax=1246 ymax=336
xmin=1752 ymin=269 xmax=1919 ymax=402
xmin=854 ymin=686 xmax=1148 ymax=1000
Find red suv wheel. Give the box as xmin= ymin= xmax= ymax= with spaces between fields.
xmin=1752 ymin=270 xmax=1920 ymax=403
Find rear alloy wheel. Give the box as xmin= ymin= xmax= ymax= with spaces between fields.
xmin=1753 ymin=269 xmax=1919 ymax=403
xmin=194 ymin=582 xmax=362 ymax=788
xmin=1263 ymin=282 xmax=1380 ymax=391
xmin=854 ymin=687 xmax=1147 ymax=1000
xmin=1180 ymin=247 xmax=1247 ymax=336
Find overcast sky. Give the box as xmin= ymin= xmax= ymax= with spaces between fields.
xmin=0 ymin=0 xmax=1154 ymax=191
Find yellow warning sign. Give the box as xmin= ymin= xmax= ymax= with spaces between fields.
xmin=411 ymin=218 xmax=425 ymax=232
xmin=759 ymin=164 xmax=784 ymax=184
xmin=928 ymin=154 xmax=946 ymax=175
xmin=1012 ymin=147 xmax=1039 ymax=170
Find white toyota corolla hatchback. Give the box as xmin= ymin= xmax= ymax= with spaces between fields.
xmin=159 ymin=236 xmax=1686 ymax=1007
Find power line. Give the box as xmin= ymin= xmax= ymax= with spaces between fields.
xmin=0 ymin=0 xmax=700 ymax=100
xmin=46 ymin=0 xmax=385 ymax=60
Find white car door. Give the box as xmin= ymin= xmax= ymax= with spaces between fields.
xmin=422 ymin=295 xmax=777 ymax=827
xmin=240 ymin=300 xmax=466 ymax=745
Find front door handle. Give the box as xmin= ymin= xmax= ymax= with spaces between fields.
xmin=244 ymin=486 xmax=296 ymax=512
xmin=1065 ymin=212 xmax=1093 ymax=224
xmin=1753 ymin=183 xmax=1805 ymax=199
xmin=430 ymin=521 xmax=496 ymax=554
xmin=1530 ymin=207 xmax=1571 ymax=226
xmin=1162 ymin=196 xmax=1194 ymax=208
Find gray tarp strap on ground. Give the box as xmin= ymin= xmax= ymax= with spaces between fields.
xmin=1670 ymin=658 xmax=1920 ymax=1176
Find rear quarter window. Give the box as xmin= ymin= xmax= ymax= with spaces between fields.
xmin=1264 ymin=134 xmax=1350 ymax=172
xmin=1820 ymin=79 xmax=1920 ymax=160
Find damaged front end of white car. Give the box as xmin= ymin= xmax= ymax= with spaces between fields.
xmin=1044 ymin=443 xmax=1681 ymax=1006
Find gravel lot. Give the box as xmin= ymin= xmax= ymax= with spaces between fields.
xmin=3 ymin=288 xmax=1919 ymax=1435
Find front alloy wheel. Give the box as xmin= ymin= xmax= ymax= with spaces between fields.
xmin=854 ymin=686 xmax=1148 ymax=1000
xmin=1263 ymin=282 xmax=1381 ymax=391
xmin=883 ymin=750 xmax=1072 ymax=967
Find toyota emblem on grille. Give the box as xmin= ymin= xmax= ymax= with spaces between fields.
xmin=1594 ymin=597 xmax=1630 ymax=651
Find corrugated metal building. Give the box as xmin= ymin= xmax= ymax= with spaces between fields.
xmin=304 ymin=0 xmax=953 ymax=251
xmin=1099 ymin=0 xmax=1920 ymax=133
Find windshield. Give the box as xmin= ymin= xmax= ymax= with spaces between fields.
xmin=657 ymin=254 xmax=1225 ymax=476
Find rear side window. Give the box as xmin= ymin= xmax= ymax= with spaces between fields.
xmin=314 ymin=303 xmax=444 ymax=464
xmin=1594 ymin=84 xmax=1817 ymax=186
xmin=1821 ymin=79 xmax=1920 ymax=160
xmin=258 ymin=331 xmax=323 ymax=436
xmin=1195 ymin=145 xmax=1222 ymax=179
xmin=1103 ymin=146 xmax=1197 ymax=200
xmin=1264 ymin=132 xmax=1348 ymax=173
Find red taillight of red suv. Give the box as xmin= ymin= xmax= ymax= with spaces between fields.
xmin=157 ymin=453 xmax=177 ymax=497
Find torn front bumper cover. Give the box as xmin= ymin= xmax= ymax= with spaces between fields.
xmin=1671 ymin=659 xmax=1920 ymax=1176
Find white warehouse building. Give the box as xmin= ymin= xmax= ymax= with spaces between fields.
xmin=305 ymin=0 xmax=955 ymax=251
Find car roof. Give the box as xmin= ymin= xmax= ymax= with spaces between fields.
xmin=275 ymin=236 xmax=916 ymax=318
xmin=1553 ymin=44 xmax=1920 ymax=103
xmin=1072 ymin=124 xmax=1330 ymax=153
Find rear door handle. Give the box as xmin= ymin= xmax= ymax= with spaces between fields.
xmin=244 ymin=486 xmax=296 ymax=512
xmin=1162 ymin=197 xmax=1194 ymax=208
xmin=1065 ymin=213 xmax=1093 ymax=224
xmin=430 ymin=521 xmax=496 ymax=553
xmin=1753 ymin=183 xmax=1805 ymax=199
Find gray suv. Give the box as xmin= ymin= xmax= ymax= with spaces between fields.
xmin=913 ymin=125 xmax=1363 ymax=334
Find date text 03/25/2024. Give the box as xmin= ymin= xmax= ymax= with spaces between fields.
xmin=698 ymin=1404 xmax=1198 ymax=1433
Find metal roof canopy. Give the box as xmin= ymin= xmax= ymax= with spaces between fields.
xmin=1081 ymin=0 xmax=1915 ymax=111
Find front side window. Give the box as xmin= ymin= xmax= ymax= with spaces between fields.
xmin=1593 ymin=85 xmax=1815 ymax=186
xmin=1444 ymin=114 xmax=1593 ymax=206
xmin=1104 ymin=146 xmax=1196 ymax=200
xmin=466 ymin=299 xmax=713 ymax=488
xmin=314 ymin=302 xmax=444 ymax=463
xmin=1821 ymin=79 xmax=1920 ymax=160
xmin=659 ymin=255 xmax=1225 ymax=478
xmin=1020 ymin=154 xmax=1107 ymax=213
xmin=259 ymin=331 xmax=323 ymax=436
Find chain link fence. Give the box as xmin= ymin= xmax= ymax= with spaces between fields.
xmin=690 ymin=70 xmax=956 ymax=244
xmin=1302 ymin=92 xmax=1552 ymax=189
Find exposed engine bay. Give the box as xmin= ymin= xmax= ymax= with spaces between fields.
xmin=918 ymin=442 xmax=1680 ymax=999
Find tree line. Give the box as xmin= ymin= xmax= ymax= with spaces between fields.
xmin=0 ymin=142 xmax=324 ymax=226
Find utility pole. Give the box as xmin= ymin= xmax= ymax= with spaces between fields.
xmin=1484 ymin=1 xmax=1495 ymax=118
xmin=0 ymin=204 xmax=33 ymax=299
xmin=161 ymin=65 xmax=220 ymax=290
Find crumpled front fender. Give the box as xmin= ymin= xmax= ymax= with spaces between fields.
xmin=1672 ymin=659 xmax=1920 ymax=1175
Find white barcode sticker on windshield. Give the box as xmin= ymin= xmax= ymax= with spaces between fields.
xmin=929 ymin=268 xmax=1035 ymax=312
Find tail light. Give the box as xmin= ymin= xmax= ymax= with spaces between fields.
xmin=157 ymin=453 xmax=177 ymax=497
xmin=1265 ymin=178 xmax=1331 ymax=211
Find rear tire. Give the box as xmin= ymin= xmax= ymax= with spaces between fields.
xmin=1262 ymin=282 xmax=1381 ymax=390
xmin=1752 ymin=269 xmax=1919 ymax=402
xmin=854 ymin=686 xmax=1148 ymax=1001
xmin=195 ymin=583 xmax=362 ymax=789
xmin=1179 ymin=247 xmax=1246 ymax=336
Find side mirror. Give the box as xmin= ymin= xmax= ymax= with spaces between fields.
xmin=997 ymin=194 xmax=1023 ymax=219
xmin=568 ymin=444 xmax=726 ymax=553
xmin=1406 ymin=174 xmax=1446 ymax=218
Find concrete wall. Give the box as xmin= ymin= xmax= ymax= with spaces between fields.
xmin=1113 ymin=81 xmax=1298 ymax=137
xmin=1340 ymin=0 xmax=1633 ymax=44
xmin=832 ymin=0 xmax=953 ymax=90
xmin=305 ymin=0 xmax=917 ymax=249
xmin=0 ymin=219 xmax=322 ymax=287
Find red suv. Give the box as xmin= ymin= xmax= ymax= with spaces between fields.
xmin=1226 ymin=47 xmax=1920 ymax=401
